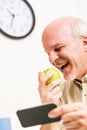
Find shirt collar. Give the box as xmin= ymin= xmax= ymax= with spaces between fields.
xmin=73 ymin=79 xmax=82 ymax=89
xmin=73 ymin=74 xmax=87 ymax=89
xmin=82 ymin=74 xmax=87 ymax=83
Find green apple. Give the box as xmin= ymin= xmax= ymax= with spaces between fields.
xmin=41 ymin=67 xmax=61 ymax=85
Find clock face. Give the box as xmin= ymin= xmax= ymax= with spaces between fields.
xmin=0 ymin=0 xmax=35 ymax=39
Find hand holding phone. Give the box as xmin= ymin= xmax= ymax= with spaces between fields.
xmin=16 ymin=103 xmax=61 ymax=127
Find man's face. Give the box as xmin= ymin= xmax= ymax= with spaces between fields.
xmin=42 ymin=26 xmax=85 ymax=80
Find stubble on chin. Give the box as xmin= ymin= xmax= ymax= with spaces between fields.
xmin=64 ymin=73 xmax=76 ymax=81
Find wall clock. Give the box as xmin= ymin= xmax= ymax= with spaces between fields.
xmin=0 ymin=0 xmax=35 ymax=39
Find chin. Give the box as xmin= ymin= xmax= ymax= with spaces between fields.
xmin=64 ymin=73 xmax=76 ymax=81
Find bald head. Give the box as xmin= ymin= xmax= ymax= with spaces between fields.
xmin=42 ymin=16 xmax=87 ymax=44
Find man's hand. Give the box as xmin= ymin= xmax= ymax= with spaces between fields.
xmin=38 ymin=72 xmax=64 ymax=104
xmin=48 ymin=102 xmax=87 ymax=130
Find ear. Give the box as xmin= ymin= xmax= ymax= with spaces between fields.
xmin=81 ymin=36 xmax=87 ymax=52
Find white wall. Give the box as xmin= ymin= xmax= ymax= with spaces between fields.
xmin=0 ymin=0 xmax=87 ymax=130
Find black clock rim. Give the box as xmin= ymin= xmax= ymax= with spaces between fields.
xmin=0 ymin=0 xmax=36 ymax=40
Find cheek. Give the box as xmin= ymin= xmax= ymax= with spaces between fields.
xmin=49 ymin=58 xmax=54 ymax=66
xmin=70 ymin=59 xmax=81 ymax=77
xmin=48 ymin=53 xmax=57 ymax=64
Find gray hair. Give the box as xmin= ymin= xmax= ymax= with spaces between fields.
xmin=70 ymin=18 xmax=87 ymax=38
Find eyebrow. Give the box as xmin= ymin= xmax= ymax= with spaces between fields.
xmin=50 ymin=43 xmax=64 ymax=49
xmin=44 ymin=42 xmax=64 ymax=53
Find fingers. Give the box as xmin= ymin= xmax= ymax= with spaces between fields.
xmin=48 ymin=103 xmax=87 ymax=130
xmin=38 ymin=71 xmax=63 ymax=104
xmin=48 ymin=103 xmax=83 ymax=118
xmin=63 ymin=120 xmax=80 ymax=129
xmin=38 ymin=71 xmax=53 ymax=85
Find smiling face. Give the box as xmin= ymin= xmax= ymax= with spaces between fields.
xmin=42 ymin=18 xmax=87 ymax=80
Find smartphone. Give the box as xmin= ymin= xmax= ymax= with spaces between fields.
xmin=16 ymin=103 xmax=61 ymax=127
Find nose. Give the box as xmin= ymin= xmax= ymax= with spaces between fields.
xmin=49 ymin=51 xmax=59 ymax=63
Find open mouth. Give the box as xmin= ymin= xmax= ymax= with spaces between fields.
xmin=55 ymin=60 xmax=69 ymax=71
xmin=61 ymin=61 xmax=69 ymax=70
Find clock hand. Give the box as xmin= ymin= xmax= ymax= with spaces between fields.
xmin=6 ymin=9 xmax=15 ymax=28
xmin=10 ymin=14 xmax=15 ymax=28
xmin=7 ymin=9 xmax=14 ymax=16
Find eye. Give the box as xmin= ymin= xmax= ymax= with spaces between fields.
xmin=54 ymin=46 xmax=64 ymax=52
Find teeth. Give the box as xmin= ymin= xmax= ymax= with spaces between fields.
xmin=56 ymin=61 xmax=68 ymax=68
